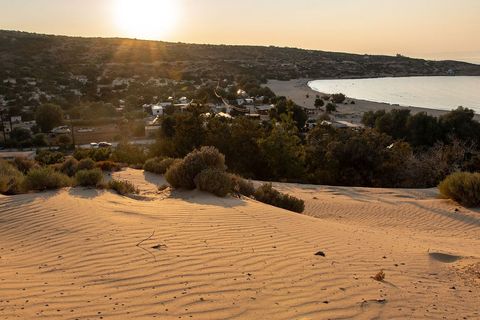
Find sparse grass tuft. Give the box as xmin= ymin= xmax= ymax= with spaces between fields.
xmin=372 ymin=270 xmax=385 ymax=281
xmin=108 ymin=179 xmax=139 ymax=196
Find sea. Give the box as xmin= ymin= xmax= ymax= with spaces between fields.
xmin=308 ymin=76 xmax=480 ymax=113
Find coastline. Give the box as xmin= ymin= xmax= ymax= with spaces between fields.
xmin=266 ymin=78 xmax=479 ymax=124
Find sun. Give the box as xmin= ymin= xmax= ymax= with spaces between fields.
xmin=113 ymin=0 xmax=179 ymax=40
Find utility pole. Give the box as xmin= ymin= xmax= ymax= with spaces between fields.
xmin=70 ymin=123 xmax=76 ymax=149
xmin=0 ymin=110 xmax=6 ymax=145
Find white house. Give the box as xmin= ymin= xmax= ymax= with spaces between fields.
xmin=0 ymin=151 xmax=36 ymax=161
xmin=151 ymin=105 xmax=164 ymax=116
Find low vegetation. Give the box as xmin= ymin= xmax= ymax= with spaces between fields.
xmin=439 ymin=172 xmax=480 ymax=207
xmin=0 ymin=161 xmax=25 ymax=195
xmin=194 ymin=168 xmax=233 ymax=197
xmin=96 ymin=161 xmax=122 ymax=172
xmin=165 ymin=146 xmax=226 ymax=189
xmin=77 ymin=158 xmax=96 ymax=171
xmin=144 ymin=157 xmax=178 ymax=174
xmin=75 ymin=169 xmax=104 ymax=187
xmin=13 ymin=158 xmax=39 ymax=174
xmin=254 ymin=183 xmax=305 ymax=213
xmin=35 ymin=150 xmax=65 ymax=165
xmin=24 ymin=167 xmax=72 ymax=191
xmin=60 ymin=158 xmax=79 ymax=177
xmin=230 ymin=174 xmax=255 ymax=197
xmin=108 ymin=179 xmax=139 ymax=196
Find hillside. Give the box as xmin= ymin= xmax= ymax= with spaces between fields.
xmin=0 ymin=169 xmax=478 ymax=319
xmin=1 ymin=30 xmax=480 ymax=85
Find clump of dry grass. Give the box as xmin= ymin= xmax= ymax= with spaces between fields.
xmin=372 ymin=270 xmax=385 ymax=281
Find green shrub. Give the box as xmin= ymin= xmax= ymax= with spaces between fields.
xmin=144 ymin=157 xmax=178 ymax=174
xmin=24 ymin=167 xmax=72 ymax=191
xmin=13 ymin=158 xmax=39 ymax=174
xmin=60 ymin=158 xmax=79 ymax=177
xmin=108 ymin=179 xmax=139 ymax=195
xmin=77 ymin=158 xmax=96 ymax=171
xmin=75 ymin=169 xmax=104 ymax=187
xmin=194 ymin=168 xmax=232 ymax=197
xmin=35 ymin=150 xmax=65 ymax=165
xmin=111 ymin=142 xmax=146 ymax=165
xmin=230 ymin=174 xmax=255 ymax=197
xmin=254 ymin=183 xmax=305 ymax=213
xmin=0 ymin=161 xmax=25 ymax=195
xmin=96 ymin=161 xmax=122 ymax=172
xmin=166 ymin=146 xmax=226 ymax=189
xmin=73 ymin=148 xmax=111 ymax=162
xmin=438 ymin=172 xmax=480 ymax=207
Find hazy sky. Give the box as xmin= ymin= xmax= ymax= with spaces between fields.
xmin=1 ymin=0 xmax=479 ymax=63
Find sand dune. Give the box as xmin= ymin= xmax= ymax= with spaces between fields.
xmin=0 ymin=169 xmax=478 ymax=319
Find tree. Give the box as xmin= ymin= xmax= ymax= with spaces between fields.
xmin=439 ymin=107 xmax=480 ymax=144
xmin=331 ymin=93 xmax=346 ymax=104
xmin=326 ymin=103 xmax=337 ymax=113
xmin=259 ymin=120 xmax=305 ymax=180
xmin=10 ymin=128 xmax=32 ymax=143
xmin=270 ymin=98 xmax=308 ymax=130
xmin=35 ymin=104 xmax=63 ymax=132
xmin=374 ymin=109 xmax=410 ymax=140
xmin=314 ymin=98 xmax=324 ymax=108
xmin=406 ymin=112 xmax=440 ymax=147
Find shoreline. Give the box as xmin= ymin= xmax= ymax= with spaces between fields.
xmin=266 ymin=78 xmax=479 ymax=124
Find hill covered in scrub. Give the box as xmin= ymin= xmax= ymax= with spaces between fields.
xmin=1 ymin=30 xmax=480 ymax=85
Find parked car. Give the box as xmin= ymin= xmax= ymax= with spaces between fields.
xmin=51 ymin=126 xmax=71 ymax=134
xmin=77 ymin=127 xmax=94 ymax=133
xmin=90 ymin=142 xmax=99 ymax=149
xmin=98 ymin=141 xmax=112 ymax=148
xmin=304 ymin=119 xmax=318 ymax=131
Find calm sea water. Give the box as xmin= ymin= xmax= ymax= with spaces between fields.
xmin=308 ymin=76 xmax=480 ymax=113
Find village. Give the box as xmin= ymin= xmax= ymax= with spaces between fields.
xmin=0 ymin=72 xmax=363 ymax=161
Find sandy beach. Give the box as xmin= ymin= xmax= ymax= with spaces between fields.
xmin=267 ymin=79 xmax=480 ymax=124
xmin=0 ymin=168 xmax=478 ymax=319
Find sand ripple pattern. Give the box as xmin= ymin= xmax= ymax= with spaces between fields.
xmin=0 ymin=173 xmax=479 ymax=319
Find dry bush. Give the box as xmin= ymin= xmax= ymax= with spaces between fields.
xmin=24 ymin=167 xmax=72 ymax=191
xmin=194 ymin=168 xmax=233 ymax=197
xmin=60 ymin=158 xmax=79 ymax=177
xmin=75 ymin=169 xmax=104 ymax=187
xmin=254 ymin=183 xmax=305 ymax=213
xmin=166 ymin=146 xmax=226 ymax=189
xmin=439 ymin=172 xmax=480 ymax=207
xmin=0 ymin=160 xmax=25 ymax=195
xmin=13 ymin=157 xmax=39 ymax=174
xmin=372 ymin=270 xmax=385 ymax=281
xmin=108 ymin=179 xmax=139 ymax=195
xmin=77 ymin=158 xmax=96 ymax=171
xmin=144 ymin=157 xmax=179 ymax=174
xmin=96 ymin=161 xmax=122 ymax=172
xmin=230 ymin=174 xmax=255 ymax=197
